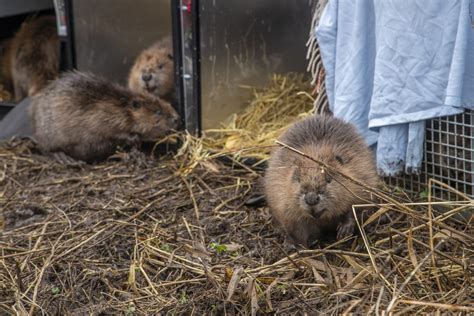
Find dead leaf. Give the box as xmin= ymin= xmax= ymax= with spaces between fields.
xmin=264 ymin=277 xmax=279 ymax=312
xmin=342 ymin=269 xmax=370 ymax=291
xmin=183 ymin=242 xmax=211 ymax=262
xmin=201 ymin=160 xmax=220 ymax=173
xmin=127 ymin=262 xmax=136 ymax=286
xmin=342 ymin=255 xmax=363 ymax=272
xmin=363 ymin=207 xmax=390 ymax=227
xmin=223 ymin=242 xmax=244 ymax=252
xmin=281 ymin=270 xmax=295 ymax=280
xmin=433 ymin=229 xmax=467 ymax=243
xmin=407 ymin=230 xmax=424 ymax=284
xmin=303 ymin=258 xmax=326 ymax=283
xmin=302 ymin=258 xmax=326 ymax=271
xmin=246 ymin=278 xmax=259 ymax=316
xmin=224 ymin=266 xmax=233 ymax=282
xmin=127 ymin=261 xmax=139 ymax=294
xmin=346 ymin=269 xmax=353 ymax=285
xmin=256 ymin=277 xmax=275 ymax=285
xmin=226 ymin=266 xmax=244 ymax=301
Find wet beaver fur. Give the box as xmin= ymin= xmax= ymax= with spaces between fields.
xmin=29 ymin=71 xmax=180 ymax=163
xmin=128 ymin=36 xmax=175 ymax=103
xmin=9 ymin=15 xmax=60 ymax=101
xmin=264 ymin=114 xmax=379 ymax=247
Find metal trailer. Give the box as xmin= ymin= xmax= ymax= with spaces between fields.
xmin=0 ymin=0 xmax=57 ymax=118
xmin=0 ymin=0 xmax=171 ymax=135
xmin=1 ymin=1 xmax=471 ymax=200
xmin=181 ymin=0 xmax=312 ymax=133
xmin=0 ymin=0 xmax=312 ymax=135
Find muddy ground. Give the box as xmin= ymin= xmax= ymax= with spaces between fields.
xmin=0 ymin=139 xmax=472 ymax=315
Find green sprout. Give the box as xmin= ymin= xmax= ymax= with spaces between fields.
xmin=209 ymin=242 xmax=227 ymax=254
xmin=419 ymin=190 xmax=429 ymax=199
xmin=179 ymin=291 xmax=188 ymax=304
xmin=51 ymin=287 xmax=60 ymax=295
xmin=160 ymin=243 xmax=171 ymax=252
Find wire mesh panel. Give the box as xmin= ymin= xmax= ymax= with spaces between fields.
xmin=386 ymin=110 xmax=474 ymax=200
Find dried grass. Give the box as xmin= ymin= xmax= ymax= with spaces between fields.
xmin=0 ymin=74 xmax=472 ymax=314
xmin=201 ymin=73 xmax=315 ymax=161
xmin=0 ymin=139 xmax=472 ymax=314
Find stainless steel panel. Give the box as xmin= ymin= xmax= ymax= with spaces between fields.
xmin=199 ymin=0 xmax=312 ymax=129
xmin=178 ymin=0 xmax=198 ymax=133
xmin=73 ymin=0 xmax=171 ymax=85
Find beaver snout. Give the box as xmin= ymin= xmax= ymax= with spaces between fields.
xmin=304 ymin=192 xmax=320 ymax=206
xmin=141 ymin=73 xmax=152 ymax=82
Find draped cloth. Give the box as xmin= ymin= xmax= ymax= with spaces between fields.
xmin=316 ymin=0 xmax=474 ymax=175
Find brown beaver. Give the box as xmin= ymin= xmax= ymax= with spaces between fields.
xmin=264 ymin=114 xmax=379 ymax=247
xmin=29 ymin=71 xmax=180 ymax=163
xmin=9 ymin=15 xmax=60 ymax=101
xmin=0 ymin=38 xmax=13 ymax=96
xmin=128 ymin=36 xmax=175 ymax=102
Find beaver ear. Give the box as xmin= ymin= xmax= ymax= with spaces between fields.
xmin=167 ymin=54 xmax=173 ymax=60
xmin=292 ymin=156 xmax=303 ymax=166
xmin=335 ymin=155 xmax=344 ymax=165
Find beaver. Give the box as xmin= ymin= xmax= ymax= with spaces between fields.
xmin=9 ymin=15 xmax=60 ymax=102
xmin=264 ymin=114 xmax=379 ymax=247
xmin=128 ymin=36 xmax=175 ymax=102
xmin=0 ymin=38 xmax=13 ymax=95
xmin=29 ymin=71 xmax=180 ymax=163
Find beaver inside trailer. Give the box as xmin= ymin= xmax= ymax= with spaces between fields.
xmin=0 ymin=0 xmax=73 ymax=139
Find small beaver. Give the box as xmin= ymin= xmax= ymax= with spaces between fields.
xmin=264 ymin=114 xmax=379 ymax=247
xmin=9 ymin=15 xmax=60 ymax=101
xmin=128 ymin=36 xmax=175 ymax=102
xmin=29 ymin=71 xmax=180 ymax=163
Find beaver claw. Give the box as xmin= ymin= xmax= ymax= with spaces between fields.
xmin=52 ymin=152 xmax=84 ymax=166
xmin=337 ymin=216 xmax=355 ymax=240
xmin=244 ymin=194 xmax=266 ymax=207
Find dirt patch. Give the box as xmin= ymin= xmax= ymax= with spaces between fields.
xmin=0 ymin=138 xmax=472 ymax=314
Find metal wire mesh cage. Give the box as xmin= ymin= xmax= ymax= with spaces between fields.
xmin=386 ymin=110 xmax=474 ymax=200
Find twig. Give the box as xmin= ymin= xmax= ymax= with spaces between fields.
xmin=385 ymin=240 xmax=445 ymax=313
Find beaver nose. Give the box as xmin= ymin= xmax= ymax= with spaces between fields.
xmin=142 ymin=73 xmax=152 ymax=82
xmin=304 ymin=192 xmax=320 ymax=206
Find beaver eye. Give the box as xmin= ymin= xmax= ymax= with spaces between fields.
xmin=155 ymin=109 xmax=162 ymax=116
xmin=158 ymin=64 xmax=164 ymax=69
xmin=325 ymin=174 xmax=332 ymax=184
xmin=292 ymin=167 xmax=301 ymax=182
xmin=335 ymin=155 xmax=344 ymax=165
xmin=131 ymin=100 xmax=140 ymax=109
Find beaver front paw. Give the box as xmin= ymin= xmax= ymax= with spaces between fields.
xmin=52 ymin=152 xmax=85 ymax=166
xmin=336 ymin=214 xmax=356 ymax=240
